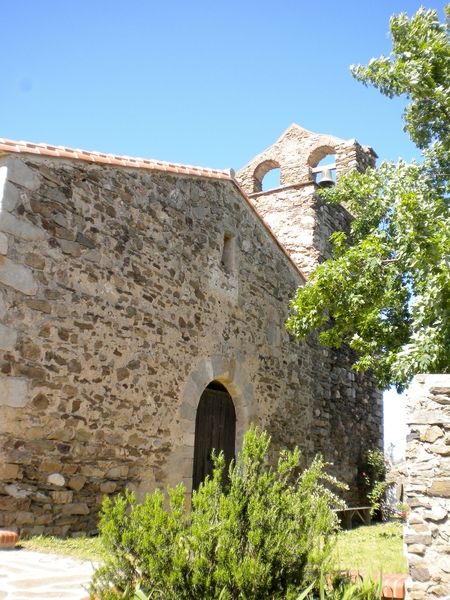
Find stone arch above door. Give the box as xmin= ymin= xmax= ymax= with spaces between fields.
xmin=173 ymin=355 xmax=254 ymax=493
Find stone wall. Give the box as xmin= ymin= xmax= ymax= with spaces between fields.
xmin=405 ymin=374 xmax=450 ymax=599
xmin=238 ymin=184 xmax=351 ymax=276
xmin=0 ymin=133 xmax=382 ymax=535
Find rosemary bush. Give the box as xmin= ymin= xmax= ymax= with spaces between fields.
xmin=90 ymin=427 xmax=347 ymax=599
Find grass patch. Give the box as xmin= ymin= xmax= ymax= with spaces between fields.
xmin=334 ymin=521 xmax=407 ymax=576
xmin=21 ymin=535 xmax=107 ymax=562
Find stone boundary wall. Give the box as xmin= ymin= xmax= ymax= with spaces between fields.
xmin=405 ymin=374 xmax=450 ymax=599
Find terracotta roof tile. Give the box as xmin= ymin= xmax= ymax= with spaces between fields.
xmin=0 ymin=137 xmax=231 ymax=180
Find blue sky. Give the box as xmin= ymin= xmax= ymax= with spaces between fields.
xmin=2 ymin=0 xmax=433 ymax=168
xmin=3 ymin=0 xmax=435 ymax=456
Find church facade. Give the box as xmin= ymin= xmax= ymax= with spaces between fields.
xmin=0 ymin=125 xmax=382 ymax=535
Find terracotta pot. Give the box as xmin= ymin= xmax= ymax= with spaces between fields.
xmin=0 ymin=529 xmax=19 ymax=549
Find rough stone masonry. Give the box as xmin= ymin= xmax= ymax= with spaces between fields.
xmin=0 ymin=124 xmax=382 ymax=535
xmin=405 ymin=374 xmax=450 ymax=599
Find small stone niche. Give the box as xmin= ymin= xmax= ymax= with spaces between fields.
xmin=221 ymin=233 xmax=236 ymax=274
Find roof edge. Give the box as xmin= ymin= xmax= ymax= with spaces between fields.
xmin=0 ymin=136 xmax=307 ymax=285
xmin=0 ymin=137 xmax=231 ymax=180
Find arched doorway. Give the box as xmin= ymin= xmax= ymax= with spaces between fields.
xmin=192 ymin=381 xmax=236 ymax=491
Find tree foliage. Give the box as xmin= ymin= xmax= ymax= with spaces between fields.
xmin=287 ymin=6 xmax=450 ymax=389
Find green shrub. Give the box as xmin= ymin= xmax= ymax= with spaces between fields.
xmin=131 ymin=576 xmax=382 ymax=600
xmin=91 ymin=426 xmax=349 ymax=599
xmin=358 ymin=448 xmax=388 ymax=516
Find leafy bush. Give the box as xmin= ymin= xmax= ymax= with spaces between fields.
xmin=90 ymin=426 xmax=350 ymax=599
xmin=358 ymin=448 xmax=388 ymax=516
xmin=128 ymin=575 xmax=382 ymax=600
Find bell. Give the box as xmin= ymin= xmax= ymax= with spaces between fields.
xmin=317 ymin=168 xmax=335 ymax=188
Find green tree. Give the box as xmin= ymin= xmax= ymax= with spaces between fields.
xmin=287 ymin=6 xmax=450 ymax=390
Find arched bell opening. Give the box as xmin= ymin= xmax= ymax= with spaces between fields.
xmin=261 ymin=167 xmax=281 ymax=191
xmin=307 ymin=145 xmax=337 ymax=187
xmin=192 ymin=380 xmax=236 ymax=491
xmin=252 ymin=159 xmax=281 ymax=193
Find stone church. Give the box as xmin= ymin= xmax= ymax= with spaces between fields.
xmin=0 ymin=124 xmax=382 ymax=535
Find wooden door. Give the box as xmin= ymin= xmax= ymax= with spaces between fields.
xmin=192 ymin=382 xmax=236 ymax=491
